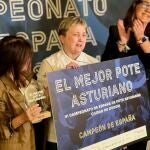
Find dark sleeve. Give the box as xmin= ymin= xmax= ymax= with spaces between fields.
xmin=101 ymin=25 xmax=124 ymax=61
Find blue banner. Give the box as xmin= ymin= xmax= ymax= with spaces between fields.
xmin=0 ymin=0 xmax=132 ymax=73
xmin=48 ymin=55 xmax=150 ymax=150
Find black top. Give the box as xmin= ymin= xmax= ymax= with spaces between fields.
xmin=101 ymin=25 xmax=150 ymax=69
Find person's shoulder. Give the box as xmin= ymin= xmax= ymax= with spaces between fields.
xmin=83 ymin=52 xmax=99 ymax=63
xmin=46 ymin=50 xmax=60 ymax=59
xmin=43 ymin=50 xmax=62 ymax=62
xmin=42 ymin=50 xmax=64 ymax=66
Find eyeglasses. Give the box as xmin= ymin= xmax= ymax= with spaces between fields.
xmin=139 ymin=1 xmax=150 ymax=9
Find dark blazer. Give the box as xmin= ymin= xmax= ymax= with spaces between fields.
xmin=101 ymin=25 xmax=150 ymax=70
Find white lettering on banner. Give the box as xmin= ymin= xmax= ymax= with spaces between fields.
xmin=55 ymin=79 xmax=71 ymax=93
xmin=0 ymin=0 xmax=107 ymax=21
xmin=47 ymin=30 xmax=62 ymax=51
xmin=78 ymin=0 xmax=107 ymax=16
xmin=54 ymin=62 xmax=140 ymax=94
xmin=31 ymin=31 xmax=46 ymax=52
xmin=86 ymin=27 xmax=97 ymax=46
xmin=115 ymin=63 xmax=141 ymax=78
xmin=28 ymin=0 xmax=43 ymax=21
xmin=63 ymin=0 xmax=80 ymax=17
xmin=74 ymin=69 xmax=112 ymax=88
xmin=51 ymin=61 xmax=142 ymax=108
xmin=93 ymin=0 xmax=107 ymax=16
xmin=78 ymin=0 xmax=91 ymax=16
xmin=16 ymin=32 xmax=29 ymax=40
xmin=71 ymin=81 xmax=133 ymax=108
xmin=64 ymin=94 xmax=141 ymax=119
xmin=9 ymin=0 xmax=25 ymax=21
xmin=46 ymin=0 xmax=62 ymax=18
xmin=0 ymin=1 xmax=7 ymax=15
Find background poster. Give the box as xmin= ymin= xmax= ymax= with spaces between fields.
xmin=47 ymin=55 xmax=150 ymax=150
xmin=0 ymin=0 xmax=133 ymax=73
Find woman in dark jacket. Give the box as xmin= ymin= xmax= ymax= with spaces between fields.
xmin=102 ymin=0 xmax=150 ymax=149
xmin=102 ymin=0 xmax=150 ymax=70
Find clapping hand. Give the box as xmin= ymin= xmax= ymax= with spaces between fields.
xmin=132 ymin=19 xmax=147 ymax=41
xmin=117 ymin=19 xmax=131 ymax=44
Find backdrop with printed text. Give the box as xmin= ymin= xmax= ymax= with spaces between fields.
xmin=0 ymin=0 xmax=133 ymax=72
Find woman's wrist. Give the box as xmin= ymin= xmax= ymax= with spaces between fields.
xmin=117 ymin=40 xmax=127 ymax=46
xmin=137 ymin=35 xmax=149 ymax=45
xmin=116 ymin=41 xmax=130 ymax=53
xmin=11 ymin=113 xmax=29 ymax=129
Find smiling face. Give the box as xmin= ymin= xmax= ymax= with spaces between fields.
xmin=135 ymin=0 xmax=150 ymax=23
xmin=60 ymin=23 xmax=87 ymax=59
